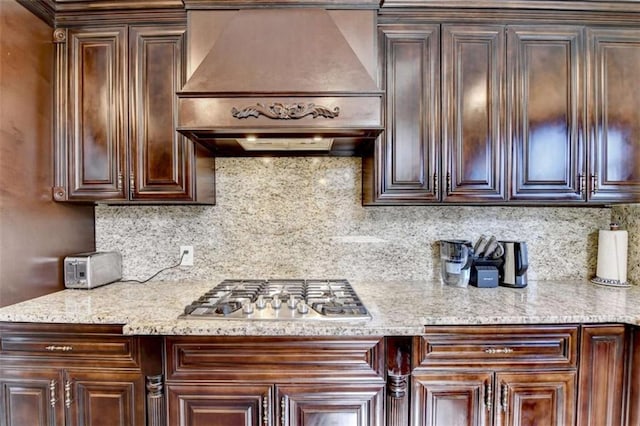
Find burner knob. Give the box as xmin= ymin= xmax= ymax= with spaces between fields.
xmin=297 ymin=302 xmax=309 ymax=315
xmin=271 ymin=296 xmax=282 ymax=310
xmin=287 ymin=295 xmax=297 ymax=309
xmin=242 ymin=302 xmax=254 ymax=315
xmin=255 ymin=295 xmax=267 ymax=309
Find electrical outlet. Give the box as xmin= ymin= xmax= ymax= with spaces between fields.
xmin=180 ymin=245 xmax=194 ymax=266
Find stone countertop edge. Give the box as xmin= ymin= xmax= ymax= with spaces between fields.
xmin=0 ymin=279 xmax=639 ymax=336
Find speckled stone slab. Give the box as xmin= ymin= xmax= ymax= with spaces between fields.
xmin=1 ymin=279 xmax=639 ymax=336
xmin=94 ymin=158 xmax=614 ymax=284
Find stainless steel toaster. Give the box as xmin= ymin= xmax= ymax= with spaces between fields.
xmin=64 ymin=251 xmax=122 ymax=289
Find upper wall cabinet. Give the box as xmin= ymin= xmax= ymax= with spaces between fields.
xmin=366 ymin=24 xmax=440 ymax=204
xmin=52 ymin=25 xmax=215 ymax=204
xmin=441 ymin=24 xmax=505 ymax=203
xmin=587 ymin=28 xmax=640 ymax=203
xmin=370 ymin=19 xmax=639 ymax=205
xmin=507 ymin=26 xmax=585 ymax=202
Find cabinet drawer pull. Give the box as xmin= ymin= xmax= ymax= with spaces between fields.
xmin=117 ymin=173 xmax=123 ymax=191
xmin=485 ymin=381 xmax=492 ymax=411
xmin=484 ymin=347 xmax=513 ymax=354
xmin=591 ymin=174 xmax=598 ymax=194
xmin=433 ymin=173 xmax=438 ymax=194
xmin=64 ymin=380 xmax=72 ymax=408
xmin=45 ymin=345 xmax=73 ymax=352
xmin=50 ymin=380 xmax=57 ymax=408
xmin=262 ymin=395 xmax=269 ymax=426
xmin=281 ymin=396 xmax=288 ymax=426
xmin=500 ymin=383 xmax=508 ymax=413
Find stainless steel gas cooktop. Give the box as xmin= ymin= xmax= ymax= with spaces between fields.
xmin=181 ymin=279 xmax=371 ymax=321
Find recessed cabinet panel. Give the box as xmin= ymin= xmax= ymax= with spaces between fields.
xmin=442 ymin=25 xmax=505 ymax=202
xmin=588 ymin=28 xmax=640 ymax=203
xmin=375 ymin=25 xmax=439 ymax=203
xmin=411 ymin=372 xmax=492 ymax=426
xmin=508 ymin=26 xmax=585 ymax=201
xmin=278 ymin=384 xmax=385 ymax=426
xmin=68 ymin=28 xmax=127 ymax=200
xmin=495 ymin=371 xmax=576 ymax=426
xmin=167 ymin=384 xmax=271 ymax=426
xmin=130 ymin=26 xmax=192 ymax=200
xmin=65 ymin=370 xmax=144 ymax=426
xmin=577 ymin=325 xmax=627 ymax=426
xmin=0 ymin=369 xmax=64 ymax=426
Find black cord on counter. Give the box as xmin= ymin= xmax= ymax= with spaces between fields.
xmin=120 ymin=251 xmax=187 ymax=284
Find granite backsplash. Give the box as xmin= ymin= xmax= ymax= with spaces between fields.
xmin=95 ymin=157 xmax=632 ymax=283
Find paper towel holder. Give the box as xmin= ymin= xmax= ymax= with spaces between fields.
xmin=591 ymin=223 xmax=630 ymax=288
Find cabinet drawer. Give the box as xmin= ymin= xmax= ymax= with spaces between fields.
xmin=166 ymin=336 xmax=384 ymax=382
xmin=416 ymin=325 xmax=578 ymax=369
xmin=0 ymin=323 xmax=139 ymax=367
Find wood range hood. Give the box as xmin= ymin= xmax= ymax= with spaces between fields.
xmin=177 ymin=8 xmax=383 ymax=156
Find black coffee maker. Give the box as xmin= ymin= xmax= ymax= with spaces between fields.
xmin=498 ymin=241 xmax=528 ymax=288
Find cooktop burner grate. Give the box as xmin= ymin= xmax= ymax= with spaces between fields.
xmin=181 ymin=279 xmax=371 ymax=321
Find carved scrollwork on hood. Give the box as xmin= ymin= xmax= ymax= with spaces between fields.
xmin=231 ymin=102 xmax=340 ymax=120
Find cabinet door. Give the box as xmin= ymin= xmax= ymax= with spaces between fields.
xmin=0 ymin=368 xmax=63 ymax=426
xmin=629 ymin=326 xmax=640 ymax=426
xmin=64 ymin=370 xmax=145 ymax=426
xmin=507 ymin=26 xmax=585 ymax=201
xmin=411 ymin=371 xmax=492 ymax=426
xmin=577 ymin=325 xmax=627 ymax=426
xmin=370 ymin=24 xmax=439 ymax=204
xmin=495 ymin=371 xmax=576 ymax=426
xmin=167 ymin=384 xmax=272 ymax=426
xmin=66 ymin=27 xmax=127 ymax=201
xmin=129 ymin=25 xmax=194 ymax=201
xmin=587 ymin=28 xmax=640 ymax=203
xmin=278 ymin=383 xmax=385 ymax=426
xmin=442 ymin=25 xmax=505 ymax=202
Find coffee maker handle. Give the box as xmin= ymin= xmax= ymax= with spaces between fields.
xmin=516 ymin=243 xmax=528 ymax=274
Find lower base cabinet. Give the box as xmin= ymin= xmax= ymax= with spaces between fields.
xmin=412 ymin=367 xmax=576 ymax=426
xmin=0 ymin=323 xmax=162 ymax=426
xmin=164 ymin=336 xmax=386 ymax=426
xmin=411 ymin=325 xmax=580 ymax=426
xmin=167 ymin=383 xmax=385 ymax=426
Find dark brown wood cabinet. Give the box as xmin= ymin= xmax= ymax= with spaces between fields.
xmin=368 ymin=24 xmax=440 ymax=204
xmin=494 ymin=371 xmax=576 ymax=426
xmin=507 ymin=26 xmax=585 ymax=202
xmin=412 ymin=371 xmax=492 ymax=426
xmin=0 ymin=323 xmax=161 ymax=426
xmin=587 ymin=27 xmax=640 ymax=203
xmin=442 ymin=24 xmax=505 ymax=203
xmin=165 ymin=336 xmax=386 ymax=426
xmin=577 ymin=324 xmax=627 ymax=426
xmin=372 ymin=17 xmax=639 ymax=205
xmin=411 ymin=325 xmax=579 ymax=426
xmin=629 ymin=326 xmax=640 ymax=426
xmin=53 ymin=25 xmax=214 ymax=204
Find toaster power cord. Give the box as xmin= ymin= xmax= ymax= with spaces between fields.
xmin=119 ymin=250 xmax=188 ymax=284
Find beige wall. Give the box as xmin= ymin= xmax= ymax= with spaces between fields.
xmin=0 ymin=0 xmax=94 ymax=307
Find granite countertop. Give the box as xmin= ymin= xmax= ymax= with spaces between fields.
xmin=0 ymin=279 xmax=639 ymax=336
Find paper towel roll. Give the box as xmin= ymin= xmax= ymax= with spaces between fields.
xmin=595 ymin=229 xmax=628 ymax=285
